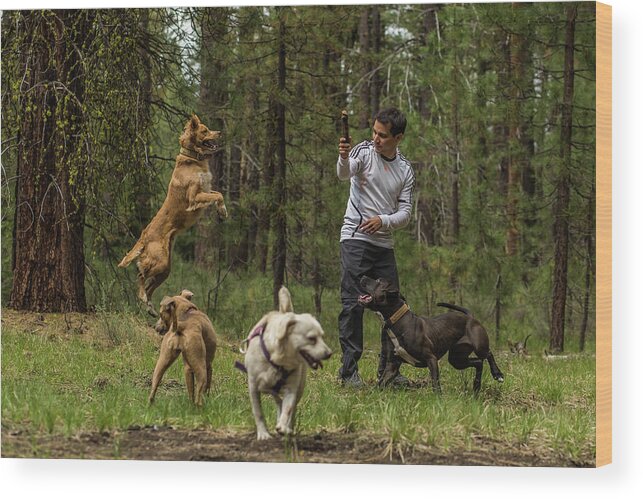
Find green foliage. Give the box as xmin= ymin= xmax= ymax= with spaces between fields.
xmin=1 ymin=4 xmax=596 ymax=348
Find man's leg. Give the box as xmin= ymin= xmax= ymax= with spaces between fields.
xmin=338 ymin=304 xmax=364 ymax=381
xmin=338 ymin=240 xmax=371 ymax=382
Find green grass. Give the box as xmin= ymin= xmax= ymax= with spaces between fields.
xmin=1 ymin=307 xmax=596 ymax=463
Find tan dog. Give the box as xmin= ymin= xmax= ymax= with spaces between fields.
xmin=119 ymin=115 xmax=228 ymax=316
xmin=240 ymin=287 xmax=332 ymax=440
xmin=148 ymin=290 xmax=217 ymax=406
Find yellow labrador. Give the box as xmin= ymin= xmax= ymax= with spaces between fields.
xmin=239 ymin=287 xmax=332 ymax=440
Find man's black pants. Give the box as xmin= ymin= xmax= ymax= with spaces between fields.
xmin=338 ymin=239 xmax=400 ymax=380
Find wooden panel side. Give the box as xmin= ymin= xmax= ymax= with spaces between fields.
xmin=595 ymin=1 xmax=612 ymax=468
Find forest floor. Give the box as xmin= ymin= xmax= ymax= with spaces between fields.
xmin=2 ymin=425 xmax=591 ymax=467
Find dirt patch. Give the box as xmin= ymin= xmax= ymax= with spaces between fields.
xmin=1 ymin=426 xmax=592 ymax=467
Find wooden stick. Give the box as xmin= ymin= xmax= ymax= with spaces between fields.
xmin=341 ymin=110 xmax=349 ymax=142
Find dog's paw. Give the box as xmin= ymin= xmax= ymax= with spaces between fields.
xmin=256 ymin=430 xmax=272 ymax=441
xmin=275 ymin=424 xmax=293 ymax=436
xmin=217 ymin=204 xmax=228 ymax=219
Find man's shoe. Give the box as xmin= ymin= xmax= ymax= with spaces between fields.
xmin=341 ymin=372 xmax=364 ymax=388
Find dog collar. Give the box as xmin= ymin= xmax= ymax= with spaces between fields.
xmin=180 ymin=147 xmax=207 ymax=161
xmin=387 ymin=303 xmax=410 ymax=326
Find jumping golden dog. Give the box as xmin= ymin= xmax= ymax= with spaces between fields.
xmin=119 ymin=115 xmax=228 ymax=316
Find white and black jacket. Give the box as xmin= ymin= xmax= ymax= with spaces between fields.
xmin=337 ymin=140 xmax=415 ymax=249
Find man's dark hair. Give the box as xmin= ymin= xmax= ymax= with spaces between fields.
xmin=374 ymin=108 xmax=407 ymax=136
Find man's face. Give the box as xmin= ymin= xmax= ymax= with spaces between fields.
xmin=372 ymin=120 xmax=403 ymax=158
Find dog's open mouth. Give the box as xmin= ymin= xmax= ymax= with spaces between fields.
xmin=202 ymin=140 xmax=219 ymax=151
xmin=299 ymin=350 xmax=323 ymax=370
xmin=358 ymin=294 xmax=373 ymax=305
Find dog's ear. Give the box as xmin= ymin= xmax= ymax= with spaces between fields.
xmin=190 ymin=114 xmax=200 ymax=129
xmin=159 ymin=296 xmax=173 ymax=308
xmin=170 ymin=302 xmax=180 ymax=332
xmin=180 ymin=289 xmax=194 ymax=301
xmin=160 ymin=296 xmax=178 ymax=331
xmin=276 ymin=313 xmax=297 ymax=341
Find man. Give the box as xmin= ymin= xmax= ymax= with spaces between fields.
xmin=336 ymin=107 xmax=415 ymax=387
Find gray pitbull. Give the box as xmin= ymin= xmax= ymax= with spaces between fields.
xmin=358 ymin=276 xmax=504 ymax=393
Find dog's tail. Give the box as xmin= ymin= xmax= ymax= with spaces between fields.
xmin=437 ymin=302 xmax=472 ymax=316
xmin=118 ymin=240 xmax=144 ymax=268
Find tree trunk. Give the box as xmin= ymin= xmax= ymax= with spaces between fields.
xmin=256 ymin=103 xmax=275 ymax=274
xmin=415 ymin=162 xmax=435 ymax=245
xmin=449 ymin=33 xmax=460 ymax=244
xmin=238 ymin=9 xmax=262 ymax=270
xmin=245 ymin=131 xmax=260 ymax=269
xmin=227 ymin=143 xmax=242 ymax=268
xmin=290 ymin=185 xmax=303 ymax=281
xmin=505 ymin=19 xmax=525 ymax=257
xmin=9 ymin=10 xmax=92 ymax=312
xmin=235 ymin=148 xmax=251 ymax=270
xmin=495 ymin=272 xmax=502 ymax=343
xmin=415 ymin=5 xmax=439 ymax=245
xmin=370 ymin=6 xmax=382 ymax=115
xmin=496 ymin=28 xmax=511 ymax=205
xmin=418 ymin=4 xmax=439 ymax=121
xmin=272 ymin=8 xmax=288 ymax=308
xmin=550 ymin=5 xmax=577 ymax=353
xmin=579 ymin=182 xmax=595 ymax=352
xmin=312 ymin=148 xmax=324 ymax=316
xmin=131 ymin=9 xmax=153 ymax=235
xmin=195 ymin=8 xmax=228 ymax=270
xmin=358 ymin=9 xmax=371 ymax=129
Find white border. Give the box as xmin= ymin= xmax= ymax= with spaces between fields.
xmin=1 ymin=1 xmax=640 ymax=497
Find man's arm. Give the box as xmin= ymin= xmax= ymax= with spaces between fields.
xmin=379 ymin=168 xmax=415 ymax=230
xmin=337 ymin=137 xmax=371 ymax=180
xmin=337 ymin=137 xmax=355 ymax=180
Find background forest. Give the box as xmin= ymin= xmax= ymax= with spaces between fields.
xmin=1 ymin=3 xmax=597 ymax=354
